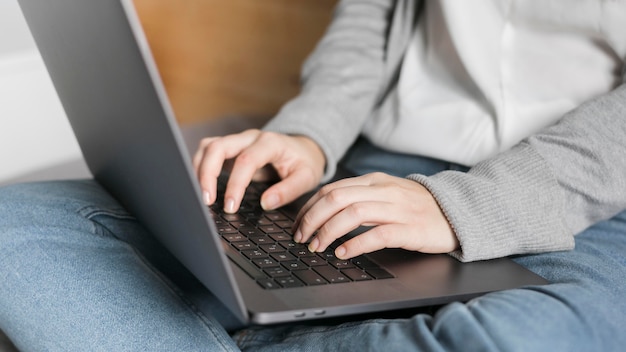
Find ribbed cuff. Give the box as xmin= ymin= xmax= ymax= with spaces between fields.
xmin=408 ymin=143 xmax=574 ymax=262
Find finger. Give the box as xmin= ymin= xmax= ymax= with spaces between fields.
xmin=222 ymin=134 xmax=285 ymax=213
xmin=305 ymin=200 xmax=393 ymax=253
xmin=223 ymin=155 xmax=268 ymax=213
xmin=192 ymin=137 xmax=217 ymax=172
xmin=293 ymin=175 xmax=373 ymax=231
xmin=195 ymin=130 xmax=260 ymax=205
xmin=260 ymin=166 xmax=320 ymax=211
xmin=295 ymin=184 xmax=390 ymax=245
xmin=193 ymin=138 xmax=223 ymax=205
xmin=334 ymin=224 xmax=413 ymax=260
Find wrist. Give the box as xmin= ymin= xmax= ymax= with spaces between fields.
xmin=294 ymin=135 xmax=326 ymax=177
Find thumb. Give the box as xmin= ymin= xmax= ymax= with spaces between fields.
xmin=260 ymin=168 xmax=320 ymax=210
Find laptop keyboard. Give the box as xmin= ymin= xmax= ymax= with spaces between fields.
xmin=210 ymin=180 xmax=394 ymax=289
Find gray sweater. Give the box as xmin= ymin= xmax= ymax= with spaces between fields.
xmin=264 ymin=0 xmax=626 ymax=262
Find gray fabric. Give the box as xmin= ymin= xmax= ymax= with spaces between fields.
xmin=264 ymin=0 xmax=626 ymax=261
xmin=408 ymin=144 xmax=574 ymax=262
xmin=265 ymin=0 xmax=421 ymax=181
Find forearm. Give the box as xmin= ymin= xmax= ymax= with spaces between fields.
xmin=410 ymin=83 xmax=626 ymax=262
xmin=264 ymin=0 xmax=401 ymax=181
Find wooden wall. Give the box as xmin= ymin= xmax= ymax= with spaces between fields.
xmin=133 ymin=0 xmax=337 ymax=125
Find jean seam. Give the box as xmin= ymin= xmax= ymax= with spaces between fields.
xmin=234 ymin=319 xmax=404 ymax=348
xmin=78 ymin=205 xmax=136 ymax=221
xmin=79 ymin=208 xmax=238 ymax=351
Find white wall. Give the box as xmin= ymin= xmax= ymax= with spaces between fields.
xmin=0 ymin=0 xmax=82 ymax=182
xmin=0 ymin=0 xmax=33 ymax=55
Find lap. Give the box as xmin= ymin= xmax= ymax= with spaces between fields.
xmin=2 ymin=175 xmax=625 ymax=351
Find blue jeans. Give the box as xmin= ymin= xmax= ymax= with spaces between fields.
xmin=1 ymin=138 xmax=625 ymax=351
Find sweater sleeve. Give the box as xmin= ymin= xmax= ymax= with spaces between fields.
xmin=408 ymin=83 xmax=626 ymax=262
xmin=263 ymin=0 xmax=404 ymax=181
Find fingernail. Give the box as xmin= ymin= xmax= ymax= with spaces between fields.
xmin=203 ymin=191 xmax=211 ymax=205
xmin=335 ymin=246 xmax=347 ymax=259
xmin=225 ymin=198 xmax=235 ymax=213
xmin=308 ymin=238 xmax=319 ymax=253
xmin=293 ymin=230 xmax=302 ymax=243
xmin=261 ymin=194 xmax=279 ymax=211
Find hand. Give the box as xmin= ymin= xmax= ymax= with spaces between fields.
xmin=193 ymin=129 xmax=326 ymax=213
xmin=293 ymin=172 xmax=459 ymax=259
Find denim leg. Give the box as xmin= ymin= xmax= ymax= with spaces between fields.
xmin=0 ymin=180 xmax=238 ymax=352
xmin=340 ymin=137 xmax=470 ymax=177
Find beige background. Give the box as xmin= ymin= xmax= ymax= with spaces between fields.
xmin=134 ymin=0 xmax=337 ymax=125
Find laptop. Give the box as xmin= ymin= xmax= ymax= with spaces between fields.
xmin=17 ymin=0 xmax=547 ymax=325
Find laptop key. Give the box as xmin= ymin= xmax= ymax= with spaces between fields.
xmin=249 ymin=235 xmax=272 ymax=245
xmin=232 ymin=241 xmax=256 ymax=251
xmin=276 ymin=276 xmax=304 ymax=288
xmin=242 ymin=250 xmax=268 ymax=259
xmin=275 ymin=220 xmax=293 ymax=229
xmin=265 ymin=212 xmax=289 ymax=222
xmin=294 ymin=270 xmax=327 ymax=286
xmin=282 ymin=261 xmax=308 ymax=271
xmin=255 ymin=217 xmax=274 ymax=226
xmin=257 ymin=278 xmax=280 ymax=290
xmin=271 ymin=252 xmax=297 ymax=262
xmin=279 ymin=241 xmax=298 ymax=250
xmin=239 ymin=228 xmax=265 ymax=237
xmin=314 ymin=267 xmax=350 ymax=284
xmin=270 ymin=233 xmax=291 ymax=242
xmin=259 ymin=243 xmax=285 ymax=253
xmin=352 ymin=256 xmax=379 ymax=269
xmin=331 ymin=260 xmax=356 ymax=269
xmin=217 ymin=224 xmax=239 ymax=235
xmin=223 ymin=233 xmax=246 ymax=242
xmin=342 ymin=268 xmax=373 ymax=281
xmin=301 ymin=256 xmax=326 ymax=267
xmin=259 ymin=225 xmax=283 ymax=234
xmin=240 ymin=211 xmax=263 ymax=220
xmin=253 ymin=258 xmax=280 ymax=268
xmin=264 ymin=267 xmax=290 ymax=278
xmin=366 ymin=268 xmax=395 ymax=280
xmin=317 ymin=251 xmax=337 ymax=261
xmin=290 ymin=248 xmax=316 ymax=258
xmin=221 ymin=213 xmax=245 ymax=222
